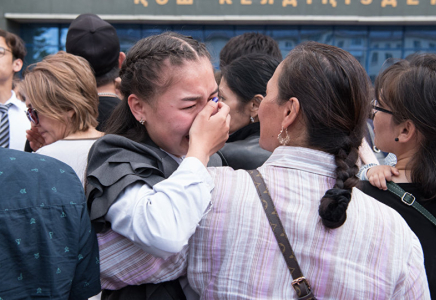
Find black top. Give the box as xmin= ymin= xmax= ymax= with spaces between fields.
xmin=86 ymin=134 xmax=222 ymax=232
xmin=359 ymin=181 xmax=436 ymax=298
xmin=218 ymin=122 xmax=271 ymax=170
xmin=86 ymin=134 xmax=180 ymax=232
xmin=96 ymin=96 xmax=121 ymax=131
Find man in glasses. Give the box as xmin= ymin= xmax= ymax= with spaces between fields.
xmin=0 ymin=29 xmax=30 ymax=150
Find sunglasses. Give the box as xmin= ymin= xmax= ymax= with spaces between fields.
xmin=371 ymin=99 xmax=393 ymax=118
xmin=26 ymin=107 xmax=39 ymax=125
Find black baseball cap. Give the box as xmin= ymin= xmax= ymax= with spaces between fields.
xmin=66 ymin=14 xmax=120 ymax=77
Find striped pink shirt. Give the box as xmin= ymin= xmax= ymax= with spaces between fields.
xmin=99 ymin=146 xmax=430 ymax=299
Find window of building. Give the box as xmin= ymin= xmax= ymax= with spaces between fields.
xmin=19 ymin=24 xmax=436 ymax=80
xmin=371 ymin=52 xmax=379 ymax=64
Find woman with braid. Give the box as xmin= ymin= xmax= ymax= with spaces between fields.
xmin=95 ymin=42 xmax=430 ymax=299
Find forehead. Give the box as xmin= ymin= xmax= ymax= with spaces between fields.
xmin=157 ymin=58 xmax=216 ymax=100
xmin=165 ymin=56 xmax=213 ymax=79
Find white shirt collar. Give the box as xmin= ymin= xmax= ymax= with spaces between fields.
xmin=264 ymin=146 xmax=337 ymax=179
xmin=161 ymin=148 xmax=185 ymax=165
xmin=4 ymin=91 xmax=22 ymax=108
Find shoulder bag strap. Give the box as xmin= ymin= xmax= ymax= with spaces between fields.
xmin=247 ymin=169 xmax=317 ymax=300
xmin=385 ymin=181 xmax=436 ymax=227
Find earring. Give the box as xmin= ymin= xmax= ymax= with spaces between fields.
xmin=250 ymin=116 xmax=255 ymax=123
xmin=395 ymin=137 xmax=399 ymax=142
xmin=139 ymin=118 xmax=145 ymax=125
xmin=277 ymin=127 xmax=290 ymax=145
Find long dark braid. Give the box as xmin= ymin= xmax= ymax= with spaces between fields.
xmin=278 ymin=42 xmax=370 ymax=229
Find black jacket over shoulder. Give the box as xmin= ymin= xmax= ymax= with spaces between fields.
xmin=86 ymin=134 xmax=222 ymax=300
xmin=359 ymin=181 xmax=436 ymax=299
xmin=86 ymin=134 xmax=222 ymax=233
xmin=217 ymin=122 xmax=271 ymax=170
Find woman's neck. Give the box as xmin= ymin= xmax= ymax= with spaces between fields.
xmin=391 ymin=149 xmax=416 ymax=183
xmin=64 ymin=127 xmax=103 ymax=140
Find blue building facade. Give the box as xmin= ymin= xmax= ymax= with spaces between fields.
xmin=20 ymin=23 xmax=436 ymax=80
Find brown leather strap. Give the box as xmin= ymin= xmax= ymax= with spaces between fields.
xmin=247 ymin=169 xmax=317 ymax=300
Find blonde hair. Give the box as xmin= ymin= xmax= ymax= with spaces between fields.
xmin=22 ymin=51 xmax=99 ymax=133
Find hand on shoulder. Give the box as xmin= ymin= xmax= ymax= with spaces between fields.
xmin=367 ymin=165 xmax=399 ymax=190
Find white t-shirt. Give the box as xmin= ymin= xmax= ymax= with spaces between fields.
xmin=36 ymin=138 xmax=98 ymax=185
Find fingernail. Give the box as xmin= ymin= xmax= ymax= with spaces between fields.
xmin=211 ymin=97 xmax=219 ymax=103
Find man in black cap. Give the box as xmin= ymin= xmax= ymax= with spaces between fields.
xmin=66 ymin=13 xmax=125 ymax=132
xmin=25 ymin=14 xmax=125 ymax=151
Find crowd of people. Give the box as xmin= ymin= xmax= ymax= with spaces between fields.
xmin=0 ymin=13 xmax=435 ymax=300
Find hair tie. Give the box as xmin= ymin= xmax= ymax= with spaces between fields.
xmin=324 ymin=188 xmax=351 ymax=201
xmin=319 ymin=188 xmax=352 ymax=228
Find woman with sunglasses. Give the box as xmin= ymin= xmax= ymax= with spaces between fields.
xmin=21 ymin=51 xmax=103 ymax=185
xmin=359 ymin=53 xmax=436 ymax=298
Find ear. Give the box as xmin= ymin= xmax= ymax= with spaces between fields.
xmin=118 ymin=52 xmax=126 ymax=69
xmin=66 ymin=110 xmax=75 ymax=119
xmin=128 ymin=94 xmax=148 ymax=123
xmin=249 ymin=94 xmax=262 ymax=118
xmin=281 ymin=97 xmax=300 ymax=129
xmin=12 ymin=58 xmax=23 ymax=73
xmin=65 ymin=110 xmax=75 ymax=129
xmin=397 ymin=120 xmax=418 ymax=143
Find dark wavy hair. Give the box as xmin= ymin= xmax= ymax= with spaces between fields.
xmin=104 ymin=32 xmax=211 ymax=141
xmin=0 ymin=29 xmax=27 ymax=61
xmin=375 ymin=53 xmax=436 ymax=200
xmin=220 ymin=53 xmax=280 ymax=110
xmin=219 ymin=32 xmax=282 ymax=69
xmin=278 ymin=41 xmax=371 ymax=229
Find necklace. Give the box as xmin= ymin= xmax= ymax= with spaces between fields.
xmin=98 ymin=92 xmax=119 ymax=98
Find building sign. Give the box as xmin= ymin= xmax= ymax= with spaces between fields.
xmin=2 ymin=0 xmax=436 ymax=22
xmin=132 ymin=0 xmax=435 ymax=11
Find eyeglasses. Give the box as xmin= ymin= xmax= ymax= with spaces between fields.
xmin=0 ymin=47 xmax=12 ymax=58
xmin=371 ymin=99 xmax=393 ymax=118
xmin=26 ymin=107 xmax=39 ymax=125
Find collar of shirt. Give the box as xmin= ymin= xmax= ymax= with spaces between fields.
xmin=161 ymin=149 xmax=185 ymax=165
xmin=4 ymin=91 xmax=22 ymax=109
xmin=263 ymin=146 xmax=336 ymax=179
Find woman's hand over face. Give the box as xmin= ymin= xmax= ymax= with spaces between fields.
xmin=26 ymin=126 xmax=45 ymax=152
xmin=187 ymin=101 xmax=231 ymax=166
